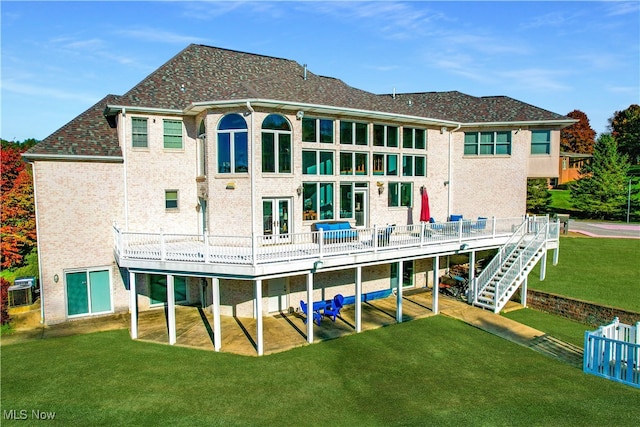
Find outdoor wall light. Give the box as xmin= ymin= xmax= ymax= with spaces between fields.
xmin=296 ymin=110 xmax=305 ymax=120
xmin=443 ymin=181 xmax=449 ymax=186
xmin=313 ymin=260 xmax=324 ymax=271
xmin=460 ymin=243 xmax=469 ymax=251
xmin=378 ymin=185 xmax=384 ymax=195
xmin=53 ymin=274 xmax=59 ymax=283
xmin=296 ymin=185 xmax=303 ymax=196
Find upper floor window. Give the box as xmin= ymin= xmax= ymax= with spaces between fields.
xmin=373 ymin=124 xmax=398 ymax=147
xmin=262 ymin=114 xmax=291 ymax=173
xmin=218 ymin=114 xmax=248 ymax=174
xmin=402 ymin=155 xmax=427 ymax=177
xmin=402 ymin=128 xmax=426 ymax=149
xmin=531 ymin=130 xmax=551 ymax=155
xmin=464 ymin=131 xmax=511 ymax=156
xmin=340 ymin=121 xmax=368 ymax=145
xmin=302 ymin=117 xmax=334 ymax=143
xmin=340 ymin=152 xmax=368 ymax=175
xmin=303 ymin=182 xmax=334 ymax=221
xmin=132 ymin=117 xmax=148 ymax=148
xmin=373 ymin=153 xmax=398 ymax=176
xmin=163 ymin=120 xmax=183 ymax=149
xmin=303 ymin=150 xmax=334 ymax=175
xmin=197 ymin=120 xmax=206 ymax=176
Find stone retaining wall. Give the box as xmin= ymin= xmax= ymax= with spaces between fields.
xmin=523 ymin=289 xmax=640 ymax=326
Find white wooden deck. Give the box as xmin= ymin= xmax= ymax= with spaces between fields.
xmin=114 ymin=217 xmax=560 ymax=276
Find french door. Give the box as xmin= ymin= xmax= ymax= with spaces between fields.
xmin=262 ymin=198 xmax=290 ymax=242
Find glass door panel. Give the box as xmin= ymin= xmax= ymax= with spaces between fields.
xmin=67 ymin=272 xmax=89 ymax=316
xmin=354 ymin=190 xmax=367 ymax=227
xmin=263 ymin=200 xmax=274 ymax=236
xmin=89 ymin=270 xmax=111 ymax=313
xmin=278 ymin=199 xmax=289 ymax=235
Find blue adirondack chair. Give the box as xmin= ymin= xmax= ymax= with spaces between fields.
xmin=324 ymin=294 xmax=345 ymax=321
xmin=300 ymin=300 xmax=322 ymax=325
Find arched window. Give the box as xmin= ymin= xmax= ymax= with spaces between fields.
xmin=197 ymin=120 xmax=206 ymax=176
xmin=217 ymin=114 xmax=248 ymax=174
xmin=261 ymin=114 xmax=291 ymax=173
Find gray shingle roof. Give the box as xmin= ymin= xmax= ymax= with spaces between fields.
xmin=28 ymin=44 xmax=571 ymax=158
xmin=25 ymin=94 xmax=122 ymax=158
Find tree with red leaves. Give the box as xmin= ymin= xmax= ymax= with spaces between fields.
xmin=1 ymin=139 xmax=37 ymax=269
xmin=561 ymin=110 xmax=596 ymax=154
xmin=1 ymin=277 xmax=11 ymax=325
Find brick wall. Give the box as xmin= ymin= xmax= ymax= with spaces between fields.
xmin=524 ymin=289 xmax=640 ymax=326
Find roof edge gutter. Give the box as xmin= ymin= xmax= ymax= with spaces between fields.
xmin=461 ymin=119 xmax=578 ymax=128
xmin=22 ymin=153 xmax=124 ymax=163
xmin=184 ymin=98 xmax=461 ymax=127
xmin=104 ymin=105 xmax=182 ymax=116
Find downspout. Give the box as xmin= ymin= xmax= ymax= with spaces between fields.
xmin=246 ymin=101 xmax=256 ymax=238
xmin=27 ymin=160 xmax=45 ymax=324
xmin=121 ymin=108 xmax=129 ymax=231
xmin=447 ymin=123 xmax=462 ymax=218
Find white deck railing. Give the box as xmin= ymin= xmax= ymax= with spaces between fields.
xmin=113 ymin=216 xmax=554 ymax=267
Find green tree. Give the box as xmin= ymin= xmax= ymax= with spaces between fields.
xmin=609 ymin=104 xmax=640 ymax=164
xmin=571 ymin=134 xmax=630 ymax=219
xmin=526 ymin=178 xmax=552 ymax=213
xmin=561 ymin=110 xmax=596 ymax=154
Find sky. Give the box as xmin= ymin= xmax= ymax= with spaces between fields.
xmin=1 ymin=1 xmax=639 ymax=142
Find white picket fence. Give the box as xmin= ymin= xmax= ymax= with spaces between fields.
xmin=583 ymin=317 xmax=640 ymax=388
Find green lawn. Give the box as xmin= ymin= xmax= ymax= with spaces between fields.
xmin=529 ymin=236 xmax=640 ymax=312
xmin=1 ymin=317 xmax=638 ymax=426
xmin=549 ymin=189 xmax=575 ymax=213
xmin=503 ymin=308 xmax=591 ymax=347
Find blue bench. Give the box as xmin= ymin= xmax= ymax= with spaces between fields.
xmin=312 ymin=221 xmax=358 ymax=243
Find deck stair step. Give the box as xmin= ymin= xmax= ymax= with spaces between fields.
xmin=471 ymin=217 xmax=550 ymax=313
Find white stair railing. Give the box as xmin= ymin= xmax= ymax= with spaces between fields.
xmin=491 ymin=220 xmax=548 ymax=312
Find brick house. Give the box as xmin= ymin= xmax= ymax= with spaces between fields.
xmin=24 ymin=44 xmax=574 ymax=354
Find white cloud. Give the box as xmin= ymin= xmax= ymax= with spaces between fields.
xmin=114 ymin=28 xmax=208 ymax=45
xmin=604 ymin=1 xmax=640 ymax=17
xmin=498 ymin=68 xmax=571 ymax=92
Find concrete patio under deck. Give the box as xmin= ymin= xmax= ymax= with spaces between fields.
xmin=136 ymin=288 xmax=441 ymax=356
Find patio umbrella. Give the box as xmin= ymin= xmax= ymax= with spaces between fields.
xmin=419 ymin=186 xmax=430 ymax=222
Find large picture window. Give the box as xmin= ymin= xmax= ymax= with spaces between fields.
xmin=262 ymin=114 xmax=292 ymax=173
xmin=303 ymin=150 xmax=334 ymax=175
xmin=340 ymin=121 xmax=368 ymax=145
xmin=531 ymin=130 xmax=551 ymax=154
xmin=464 ymin=131 xmax=511 ymax=156
xmin=373 ymin=124 xmax=398 ymax=147
xmin=303 ymin=182 xmax=334 ymax=220
xmin=373 ymin=153 xmax=398 ymax=176
xmin=402 ymin=128 xmax=426 ymax=149
xmin=388 ymin=182 xmax=412 ymax=207
xmin=402 ymin=155 xmax=427 ymax=176
xmin=340 ymin=152 xmax=368 ymax=175
xmin=218 ymin=114 xmax=248 ymax=173
xmin=66 ymin=269 xmax=112 ymax=317
xmin=302 ymin=117 xmax=333 ymax=143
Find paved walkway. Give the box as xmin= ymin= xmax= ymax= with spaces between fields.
xmin=2 ymin=291 xmax=584 ymax=367
xmin=569 ymin=220 xmax=640 ymax=239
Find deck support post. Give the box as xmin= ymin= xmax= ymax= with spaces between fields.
xmin=212 ymin=277 xmax=221 ymax=351
xmin=522 ymin=277 xmax=528 ymax=308
xmin=255 ymin=279 xmax=263 ymax=356
xmin=355 ymin=266 xmax=362 ymax=333
xmin=396 ymin=261 xmax=403 ymax=323
xmin=539 ymin=249 xmax=547 ymax=281
xmin=468 ymin=250 xmax=476 ymax=301
xmin=129 ymin=271 xmax=137 ymax=339
xmin=306 ymin=273 xmax=313 ymax=343
xmin=432 ymin=256 xmax=439 ymax=314
xmin=552 ymin=246 xmax=559 ymax=265
xmin=167 ymin=274 xmax=176 ymax=345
